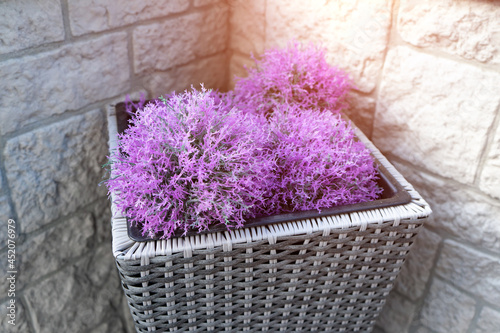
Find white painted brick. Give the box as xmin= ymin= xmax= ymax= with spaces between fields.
xmin=398 ymin=0 xmax=500 ymax=64
xmin=133 ymin=6 xmax=228 ymax=74
xmin=0 ymin=33 xmax=129 ymax=135
xmin=474 ymin=307 xmax=500 ymax=333
xmin=392 ymin=161 xmax=500 ymax=253
xmin=373 ymin=46 xmax=499 ymax=184
xmin=142 ymin=53 xmax=227 ymax=99
xmin=395 ymin=227 xmax=441 ymax=301
xmin=480 ymin=125 xmax=500 ymax=200
xmin=265 ymin=0 xmax=393 ymax=93
xmin=421 ymin=278 xmax=476 ymax=333
xmin=376 ymin=291 xmax=417 ymax=333
xmin=229 ymin=0 xmax=265 ymax=55
xmin=67 ymin=0 xmax=189 ymax=36
xmin=0 ymin=0 xmax=64 ymax=54
xmin=436 ymin=240 xmax=500 ymax=305
xmin=4 ymin=110 xmax=107 ymax=232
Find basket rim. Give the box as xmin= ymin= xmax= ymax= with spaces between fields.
xmin=106 ymin=103 xmax=432 ymax=259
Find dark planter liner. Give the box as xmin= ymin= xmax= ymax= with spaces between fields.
xmin=114 ymin=101 xmax=412 ymax=242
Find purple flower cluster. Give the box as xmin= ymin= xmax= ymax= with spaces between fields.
xmin=254 ymin=104 xmax=382 ymax=217
xmin=105 ymin=42 xmax=382 ymax=239
xmin=234 ymin=41 xmax=352 ymax=116
xmin=107 ymin=87 xmax=272 ymax=239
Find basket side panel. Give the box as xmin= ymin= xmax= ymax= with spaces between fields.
xmin=116 ymin=218 xmax=424 ymax=332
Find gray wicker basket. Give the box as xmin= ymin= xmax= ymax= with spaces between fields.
xmin=107 ymin=104 xmax=431 ymax=332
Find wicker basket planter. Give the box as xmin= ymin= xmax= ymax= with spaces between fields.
xmin=108 ymin=103 xmax=431 ymax=332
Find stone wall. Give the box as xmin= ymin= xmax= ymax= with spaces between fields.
xmin=2 ymin=0 xmax=500 ymax=332
xmin=0 ymin=1 xmax=228 ymax=332
xmin=228 ymin=0 xmax=500 ymax=332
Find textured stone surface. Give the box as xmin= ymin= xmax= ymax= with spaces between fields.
xmin=18 ymin=211 xmax=95 ymax=288
xmin=373 ymin=47 xmax=500 ymax=184
xmin=143 ymin=53 xmax=228 ymax=98
xmin=229 ymin=0 xmax=265 ymax=55
xmin=0 ymin=33 xmax=129 ymax=135
xmin=480 ymin=125 xmax=500 ymax=200
xmin=68 ymin=0 xmax=189 ymax=36
xmin=94 ymin=197 xmax=113 ymax=244
xmin=0 ymin=169 xmax=4 ymax=193
xmin=421 ymin=278 xmax=476 ymax=333
xmin=24 ymin=245 xmax=123 ymax=333
xmin=345 ymin=92 xmax=376 ymax=138
xmin=398 ymin=0 xmax=500 ymax=64
xmin=376 ymin=291 xmax=417 ymax=333
xmin=395 ymin=227 xmax=441 ymax=301
xmin=0 ymin=196 xmax=13 ymax=246
xmin=92 ymin=318 xmax=125 ymax=333
xmin=4 ymin=110 xmax=108 ymax=232
xmin=228 ymin=53 xmax=254 ymax=89
xmin=194 ymin=0 xmax=222 ymax=6
xmin=0 ymin=299 xmax=32 ymax=333
xmin=475 ymin=307 xmax=500 ymax=333
xmin=133 ymin=6 xmax=228 ymax=74
xmin=0 ymin=0 xmax=64 ymax=54
xmin=392 ymin=161 xmax=500 ymax=253
xmin=265 ymin=0 xmax=392 ymax=93
xmin=121 ymin=293 xmax=135 ymax=333
xmin=436 ymin=240 xmax=500 ymax=305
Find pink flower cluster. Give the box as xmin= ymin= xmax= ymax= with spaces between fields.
xmin=234 ymin=41 xmax=352 ymax=116
xmin=107 ymin=88 xmax=273 ymax=239
xmin=105 ymin=42 xmax=381 ymax=239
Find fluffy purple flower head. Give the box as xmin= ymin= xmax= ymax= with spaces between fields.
xmin=234 ymin=41 xmax=352 ymax=116
xmin=106 ymin=87 xmax=272 ymax=239
xmin=253 ymin=103 xmax=382 ymax=217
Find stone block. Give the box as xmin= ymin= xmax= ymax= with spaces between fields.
xmin=17 ymin=210 xmax=95 ymax=289
xmin=94 ymin=198 xmax=113 ymax=244
xmin=0 ymin=299 xmax=32 ymax=333
xmin=395 ymin=227 xmax=441 ymax=301
xmin=376 ymin=291 xmax=417 ymax=333
xmin=436 ymin=240 xmax=500 ymax=305
xmin=228 ymin=53 xmax=254 ymax=89
xmin=0 ymin=169 xmax=4 ymax=193
xmin=229 ymin=0 xmax=265 ymax=55
xmin=265 ymin=0 xmax=393 ymax=93
xmin=4 ymin=110 xmax=108 ymax=232
xmin=475 ymin=307 xmax=500 ymax=333
xmin=142 ymin=53 xmax=228 ymax=98
xmin=0 ymin=196 xmax=13 ymax=246
xmin=345 ymin=92 xmax=376 ymax=138
xmin=398 ymin=0 xmax=500 ymax=64
xmin=391 ymin=161 xmax=500 ymax=253
xmin=92 ymin=317 xmax=125 ymax=333
xmin=0 ymin=33 xmax=129 ymax=135
xmin=373 ymin=46 xmax=500 ymax=184
xmin=421 ymin=278 xmax=476 ymax=333
xmin=23 ymin=245 xmax=124 ymax=333
xmin=194 ymin=0 xmax=221 ymax=6
xmin=480 ymin=125 xmax=500 ymax=200
xmin=68 ymin=0 xmax=189 ymax=36
xmin=133 ymin=6 xmax=228 ymax=74
xmin=0 ymin=0 xmax=64 ymax=54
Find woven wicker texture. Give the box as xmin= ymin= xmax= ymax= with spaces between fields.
xmin=116 ymin=218 xmax=423 ymax=332
xmin=107 ymin=105 xmax=431 ymax=332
